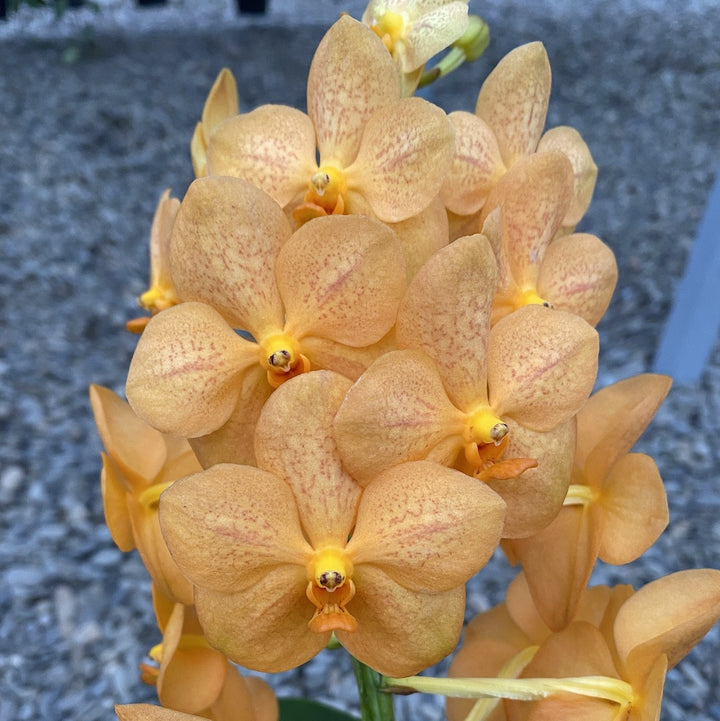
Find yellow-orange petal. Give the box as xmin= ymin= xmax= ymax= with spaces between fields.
xmin=187 ymin=364 xmax=271 ymax=469
xmin=396 ymin=233 xmax=496 ymax=411
xmin=347 ymin=460 xmax=505 ymax=591
xmin=115 ymin=705 xmax=200 ymax=721
xmin=254 ymin=371 xmax=360 ymax=548
xmin=337 ymin=564 xmax=466 ymax=677
xmin=614 ymin=569 xmax=720 ymax=674
xmin=578 ymin=374 xmax=671 ymax=483
xmin=598 ymin=453 xmax=668 ymax=566
xmin=200 ymin=68 xmax=239 ymax=142
xmin=347 ymin=97 xmax=455 ymax=222
xmin=169 ymin=177 xmax=289 ymax=336
xmin=537 ymin=126 xmax=597 ymax=227
xmin=475 ymin=42 xmax=551 ymax=166
xmin=242 ymin=674 xmax=279 ymax=721
xmin=100 ymin=454 xmax=135 ymax=552
xmin=309 ymin=16 xmax=401 ymax=168
xmin=334 ymin=349 xmax=465 ymax=484
xmin=488 ymin=305 xmax=598 ymax=432
xmin=126 ymin=302 xmax=257 ymax=438
xmin=537 ymin=232 xmax=618 ymax=326
xmin=277 ymin=215 xmax=406 ymax=347
xmin=90 ymin=384 xmax=166 ymax=488
xmin=440 ymin=110 xmax=506 ymax=216
xmin=206 ymin=105 xmax=317 ymax=206
xmin=159 ymin=464 xmax=312 ymax=594
xmin=194 ymin=566 xmax=329 ymax=673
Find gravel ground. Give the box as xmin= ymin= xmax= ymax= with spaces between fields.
xmin=1 ymin=1 xmax=719 ymax=720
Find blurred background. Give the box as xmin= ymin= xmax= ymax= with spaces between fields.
xmin=1 ymin=1 xmax=719 ymax=719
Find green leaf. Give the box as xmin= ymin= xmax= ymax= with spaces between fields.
xmin=279 ymin=698 xmax=360 ymax=721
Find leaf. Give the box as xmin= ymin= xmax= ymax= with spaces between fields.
xmin=278 ymin=698 xmax=359 ymax=721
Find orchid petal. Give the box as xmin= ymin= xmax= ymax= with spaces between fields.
xmin=347 ymin=97 xmax=455 ymax=222
xmin=242 ymin=675 xmax=279 ymax=721
xmin=159 ymin=464 xmax=312 ymax=594
xmin=189 ymin=364 xmax=272 ymax=468
xmin=487 ymin=418 xmax=574 ymax=539
xmin=475 ymin=42 xmax=551 ymax=165
xmin=537 ymin=233 xmax=618 ymax=326
xmin=488 ymin=306 xmax=598 ymax=432
xmin=277 ymin=215 xmax=406 ymax=346
xmin=614 ymin=569 xmax=720 ymax=672
xmin=537 ymin=126 xmax=597 ymax=227
xmin=194 ymin=565 xmax=328 ymax=673
xmin=598 ymin=453 xmax=668 ymax=565
xmin=126 ymin=302 xmax=257 ymax=438
xmin=578 ymin=374 xmax=671 ymax=483
xmin=308 ymin=16 xmax=401 ymax=168
xmin=206 ymin=105 xmax=317 ymax=206
xmin=337 ymin=564 xmax=466 ymax=677
xmin=347 ymin=460 xmax=505 ymax=591
xmin=396 ymin=233 xmax=496 ymax=411
xmin=115 ymin=706 xmax=200 ymax=721
xmin=254 ymin=371 xmax=361 ymax=547
xmin=90 ymin=384 xmax=166 ymax=486
xmin=200 ymin=68 xmax=239 ymax=140
xmin=334 ymin=349 xmax=465 ymax=484
xmin=101 ymin=455 xmax=135 ymax=552
xmin=170 ymin=176 xmax=289 ymax=335
xmin=441 ymin=111 xmax=505 ymax=215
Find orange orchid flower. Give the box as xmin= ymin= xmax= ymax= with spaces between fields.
xmin=505 ymin=374 xmax=671 ymax=631
xmin=126 ymin=189 xmax=181 ymax=334
xmin=204 ymin=16 xmax=455 ymax=226
xmin=441 ymin=42 xmax=597 ymax=238
xmin=125 ymin=177 xmax=406 ymax=468
xmin=480 ymin=153 xmax=618 ymax=327
xmin=334 ymin=233 xmax=598 ymax=537
xmin=89 ymin=384 xmax=200 ymax=606
xmin=158 ymin=371 xmax=506 ymax=676
xmin=140 ymin=588 xmax=277 ymax=721
xmin=190 ymin=68 xmax=239 ymax=179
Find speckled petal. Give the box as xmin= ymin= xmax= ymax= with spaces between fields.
xmin=401 ymin=2 xmax=469 ymax=72
xmin=126 ymin=302 xmax=257 ymax=438
xmin=440 ymin=111 xmax=506 ymax=215
xmin=347 ymin=97 xmax=455 ymax=222
xmin=475 ymin=42 xmax=551 ymax=165
xmin=537 ymin=232 xmax=618 ymax=326
xmin=254 ymin=371 xmax=361 ymax=548
xmin=308 ymin=16 xmax=401 ymax=167
xmin=334 ymin=349 xmax=465 ymax=484
xmin=170 ymin=176 xmax=289 ymax=336
xmin=488 ymin=305 xmax=598 ymax=432
xmin=206 ymin=105 xmax=317 ymax=206
xmin=159 ymin=464 xmax=312 ymax=595
xmin=347 ymin=460 xmax=505 ymax=591
xmin=337 ymin=564 xmax=466 ymax=677
xmin=396 ymin=233 xmax=496 ymax=411
xmin=277 ymin=215 xmax=406 ymax=347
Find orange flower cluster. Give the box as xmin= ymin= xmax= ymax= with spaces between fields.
xmin=90 ymin=8 xmax=720 ymax=721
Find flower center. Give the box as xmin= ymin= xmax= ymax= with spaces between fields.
xmin=306 ymin=547 xmax=358 ymax=634
xmin=368 ymin=8 xmax=408 ymax=54
xmin=517 ymin=287 xmax=553 ymax=310
xmin=258 ymin=332 xmax=311 ymax=388
xmin=464 ymin=406 xmax=509 ymax=446
xmin=293 ymin=166 xmax=347 ymax=225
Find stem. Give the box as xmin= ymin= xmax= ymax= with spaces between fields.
xmin=382 ymin=675 xmax=634 ymax=708
xmin=352 ymin=657 xmax=395 ymax=721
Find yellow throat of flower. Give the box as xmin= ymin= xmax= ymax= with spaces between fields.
xmin=306 ymin=547 xmax=358 ymax=634
xmin=369 ymin=8 xmax=408 ymax=55
xmin=517 ymin=287 xmax=553 ymax=310
xmin=293 ymin=166 xmax=348 ymax=225
xmin=258 ymin=332 xmax=311 ymax=388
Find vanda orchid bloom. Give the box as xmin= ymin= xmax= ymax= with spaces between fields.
xmin=204 ymin=16 xmax=455 ymax=226
xmin=362 ymin=0 xmax=470 ymax=95
xmin=89 ymin=384 xmax=199 ymax=606
xmin=441 ymin=42 xmax=597 ymax=238
xmin=158 ymin=371 xmax=506 ymax=676
xmin=140 ymin=587 xmax=277 ymax=721
xmin=334 ymin=232 xmax=598 ymax=537
xmin=125 ymin=177 xmax=406 ymax=468
xmin=505 ymin=374 xmax=671 ymax=632
xmin=480 ymin=152 xmax=617 ymax=327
